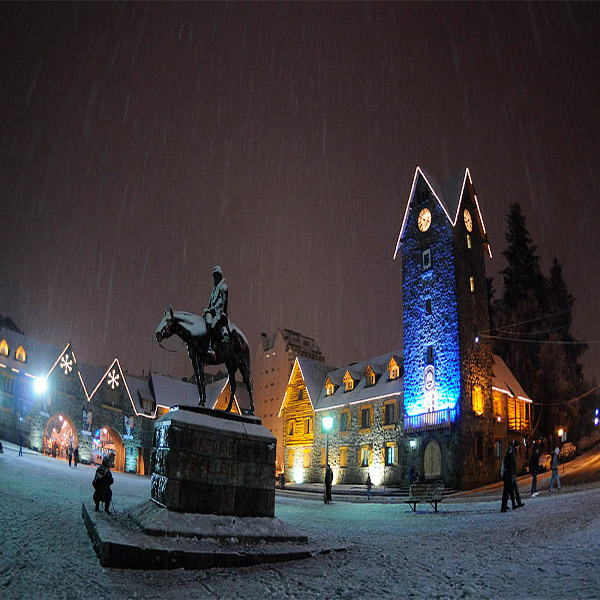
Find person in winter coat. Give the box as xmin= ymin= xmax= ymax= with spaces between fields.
xmin=93 ymin=456 xmax=114 ymax=513
xmin=529 ymin=446 xmax=540 ymax=497
xmin=366 ymin=474 xmax=373 ymax=501
xmin=73 ymin=446 xmax=79 ymax=468
xmin=501 ymin=440 xmax=525 ymax=512
xmin=549 ymin=447 xmax=562 ymax=492
xmin=324 ymin=464 xmax=333 ymax=504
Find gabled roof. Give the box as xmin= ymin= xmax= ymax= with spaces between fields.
xmin=394 ymin=166 xmax=491 ymax=259
xmin=492 ymin=354 xmax=532 ymax=402
xmin=315 ymin=351 xmax=403 ymax=411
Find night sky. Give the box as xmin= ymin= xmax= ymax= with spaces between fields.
xmin=2 ymin=2 xmax=600 ymax=386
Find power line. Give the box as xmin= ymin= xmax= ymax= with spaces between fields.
xmin=527 ymin=383 xmax=600 ymax=407
xmin=481 ymin=334 xmax=598 ymax=345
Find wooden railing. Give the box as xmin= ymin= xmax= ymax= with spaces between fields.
xmin=404 ymin=407 xmax=457 ymax=433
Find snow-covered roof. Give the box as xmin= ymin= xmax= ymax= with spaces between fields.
xmin=394 ymin=165 xmax=491 ymax=259
xmin=150 ymin=372 xmax=201 ymax=409
xmin=492 ymin=354 xmax=532 ymax=402
xmin=315 ymin=351 xmax=403 ymax=411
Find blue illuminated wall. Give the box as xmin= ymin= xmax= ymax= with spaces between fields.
xmin=401 ymin=178 xmax=461 ymax=417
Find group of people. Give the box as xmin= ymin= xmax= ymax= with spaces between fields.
xmin=503 ymin=441 xmax=562 ymax=512
xmin=67 ymin=444 xmax=79 ymax=468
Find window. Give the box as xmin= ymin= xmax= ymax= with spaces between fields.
xmin=389 ymin=358 xmax=400 ymax=380
xmin=343 ymin=371 xmax=354 ymax=392
xmin=472 ymin=385 xmax=484 ymax=415
xmin=15 ymin=345 xmax=26 ymax=363
xmin=427 ymin=346 xmax=434 ymax=364
xmin=492 ymin=390 xmax=502 ymax=419
xmin=422 ymin=248 xmax=432 ymax=270
xmin=467 ymin=234 xmax=472 ymax=249
xmin=288 ymin=421 xmax=294 ymax=436
xmin=495 ymin=440 xmax=502 ymax=459
xmin=340 ymin=410 xmax=350 ymax=432
xmin=360 ymin=406 xmax=371 ymax=430
xmin=426 ymin=299 xmax=432 ymax=314
xmin=303 ymin=449 xmax=311 ymax=468
xmin=0 ymin=339 xmax=8 ymax=357
xmin=298 ymin=389 xmax=303 ymax=401
xmin=339 ymin=447 xmax=348 ymax=468
xmin=366 ymin=367 xmax=376 ymax=386
xmin=385 ymin=442 xmax=398 ymax=466
xmin=304 ymin=417 xmax=312 ymax=435
xmin=383 ymin=401 xmax=397 ymax=426
xmin=321 ymin=448 xmax=326 ymax=466
xmin=288 ymin=449 xmax=294 ymax=469
xmin=3 ymin=376 xmax=14 ymax=394
xmin=475 ymin=435 xmax=483 ymax=459
xmin=470 ymin=276 xmax=475 ymax=293
xmin=326 ymin=382 xmax=335 ymax=396
xmin=359 ymin=445 xmax=372 ymax=467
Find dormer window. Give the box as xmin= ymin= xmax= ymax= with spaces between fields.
xmin=343 ymin=371 xmax=355 ymax=392
xmin=366 ymin=370 xmax=375 ymax=387
xmin=388 ymin=357 xmax=400 ymax=380
xmin=15 ymin=345 xmax=26 ymax=363
xmin=325 ymin=378 xmax=335 ymax=396
xmin=0 ymin=339 xmax=8 ymax=357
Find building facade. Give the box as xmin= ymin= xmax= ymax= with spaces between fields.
xmin=281 ymin=167 xmax=532 ymax=489
xmin=253 ymin=329 xmax=325 ymax=472
xmin=0 ymin=323 xmax=249 ymax=474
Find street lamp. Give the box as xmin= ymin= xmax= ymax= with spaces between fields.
xmin=322 ymin=416 xmax=333 ymax=467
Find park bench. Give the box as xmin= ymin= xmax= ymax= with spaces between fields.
xmin=405 ymin=480 xmax=445 ymax=512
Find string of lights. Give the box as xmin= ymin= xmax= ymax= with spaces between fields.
xmin=525 ymin=383 xmax=600 ymax=407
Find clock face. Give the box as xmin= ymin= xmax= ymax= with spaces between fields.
xmin=418 ymin=208 xmax=432 ymax=232
xmin=424 ymin=365 xmax=435 ymax=391
xmin=463 ymin=208 xmax=473 ymax=232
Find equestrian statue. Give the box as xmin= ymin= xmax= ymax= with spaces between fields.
xmin=155 ymin=266 xmax=254 ymax=415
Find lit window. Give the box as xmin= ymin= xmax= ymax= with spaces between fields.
xmin=422 ymin=248 xmax=432 ymax=270
xmin=320 ymin=448 xmax=326 ymax=466
xmin=303 ymin=449 xmax=311 ymax=468
xmin=339 ymin=446 xmax=348 ymax=468
xmin=470 ymin=276 xmax=475 ymax=293
xmin=288 ymin=449 xmax=294 ymax=469
xmin=359 ymin=445 xmax=372 ymax=467
xmin=366 ymin=367 xmax=376 ymax=386
xmin=385 ymin=442 xmax=398 ymax=466
xmin=325 ymin=379 xmax=335 ymax=396
xmin=360 ymin=406 xmax=371 ymax=430
xmin=0 ymin=339 xmax=8 ymax=356
xmin=340 ymin=410 xmax=350 ymax=432
xmin=343 ymin=371 xmax=354 ymax=392
xmin=472 ymin=385 xmax=484 ymax=415
xmin=389 ymin=358 xmax=400 ymax=380
xmin=492 ymin=390 xmax=502 ymax=419
xmin=15 ymin=346 xmax=26 ymax=363
xmin=495 ymin=440 xmax=502 ymax=458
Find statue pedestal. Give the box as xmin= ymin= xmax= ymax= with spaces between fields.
xmin=150 ymin=406 xmax=276 ymax=517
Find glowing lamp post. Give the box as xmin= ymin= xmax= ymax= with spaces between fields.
xmin=322 ymin=416 xmax=333 ymax=467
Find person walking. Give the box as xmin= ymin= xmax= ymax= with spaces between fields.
xmin=549 ymin=447 xmax=561 ymax=492
xmin=18 ymin=434 xmax=23 ymax=456
xmin=73 ymin=445 xmax=79 ymax=468
xmin=93 ymin=456 xmax=114 ymax=513
xmin=529 ymin=446 xmax=539 ymax=497
xmin=67 ymin=444 xmax=73 ymax=468
xmin=324 ymin=464 xmax=333 ymax=504
xmin=501 ymin=440 xmax=524 ymax=512
xmin=366 ymin=474 xmax=373 ymax=501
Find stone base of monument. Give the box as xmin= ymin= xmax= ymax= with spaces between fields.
xmin=83 ymin=406 xmax=345 ymax=569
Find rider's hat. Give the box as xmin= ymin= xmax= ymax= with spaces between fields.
xmin=212 ymin=265 xmax=223 ymax=276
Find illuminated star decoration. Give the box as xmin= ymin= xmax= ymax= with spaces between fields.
xmin=60 ymin=354 xmax=73 ymax=375
xmin=107 ymin=369 xmax=120 ymax=390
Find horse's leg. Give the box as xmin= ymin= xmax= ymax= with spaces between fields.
xmin=191 ymin=350 xmax=205 ymax=407
xmin=240 ymin=359 xmax=254 ymax=416
xmin=225 ymin=362 xmax=236 ymax=412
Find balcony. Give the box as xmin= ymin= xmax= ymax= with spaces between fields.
xmin=404 ymin=406 xmax=457 ymax=433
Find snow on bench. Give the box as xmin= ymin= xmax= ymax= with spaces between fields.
xmin=405 ymin=480 xmax=445 ymax=512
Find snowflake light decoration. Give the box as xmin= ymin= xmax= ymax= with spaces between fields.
xmin=60 ymin=354 xmax=73 ymax=375
xmin=107 ymin=369 xmax=120 ymax=390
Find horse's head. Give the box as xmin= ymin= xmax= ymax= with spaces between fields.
xmin=155 ymin=306 xmax=176 ymax=343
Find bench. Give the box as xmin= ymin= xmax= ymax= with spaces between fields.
xmin=405 ymin=480 xmax=445 ymax=512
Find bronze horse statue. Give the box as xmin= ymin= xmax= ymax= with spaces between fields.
xmin=155 ymin=307 xmax=254 ymax=415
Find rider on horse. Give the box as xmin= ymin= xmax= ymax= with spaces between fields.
xmin=204 ymin=265 xmax=230 ymax=360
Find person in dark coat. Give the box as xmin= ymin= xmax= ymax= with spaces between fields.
xmin=73 ymin=446 xmax=79 ymax=468
xmin=93 ymin=456 xmax=114 ymax=513
xmin=18 ymin=434 xmax=23 ymax=456
xmin=529 ymin=446 xmax=540 ymax=497
xmin=501 ymin=440 xmax=524 ymax=512
xmin=67 ymin=444 xmax=73 ymax=468
xmin=324 ymin=464 xmax=333 ymax=504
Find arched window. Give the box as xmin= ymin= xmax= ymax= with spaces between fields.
xmin=0 ymin=339 xmax=8 ymax=357
xmin=15 ymin=345 xmax=26 ymax=363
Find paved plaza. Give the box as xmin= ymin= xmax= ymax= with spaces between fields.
xmin=1 ymin=442 xmax=600 ymax=599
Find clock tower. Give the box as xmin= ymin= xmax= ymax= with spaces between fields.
xmin=394 ymin=166 xmax=494 ymax=488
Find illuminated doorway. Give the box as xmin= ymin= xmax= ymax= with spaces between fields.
xmin=423 ymin=439 xmax=442 ymax=480
xmin=92 ymin=426 xmax=125 ymax=472
xmin=43 ymin=414 xmax=78 ymax=460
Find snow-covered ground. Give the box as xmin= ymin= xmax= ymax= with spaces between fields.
xmin=1 ymin=443 xmax=599 ymax=599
